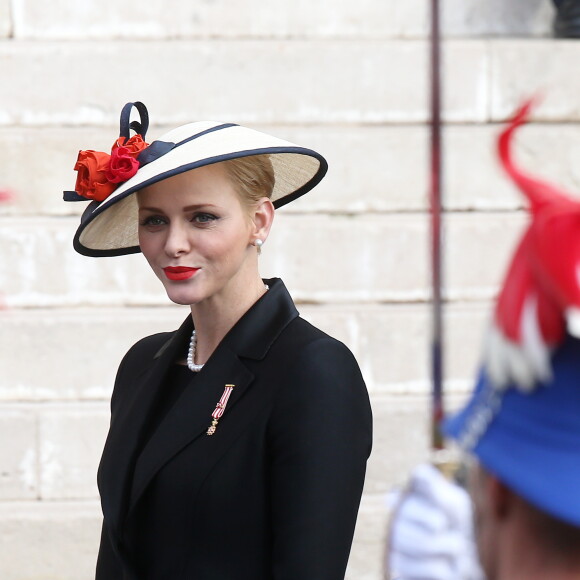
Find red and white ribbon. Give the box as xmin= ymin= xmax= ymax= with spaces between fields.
xmin=207 ymin=384 xmax=235 ymax=435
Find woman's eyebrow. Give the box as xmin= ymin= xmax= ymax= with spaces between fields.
xmin=138 ymin=206 xmax=165 ymax=213
xmin=183 ymin=204 xmax=219 ymax=211
xmin=138 ymin=204 xmax=219 ymax=213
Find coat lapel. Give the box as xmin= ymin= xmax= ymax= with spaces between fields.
xmin=100 ymin=278 xmax=299 ymax=533
xmin=127 ymin=344 xmax=254 ymax=515
xmin=97 ymin=319 xmax=192 ymax=536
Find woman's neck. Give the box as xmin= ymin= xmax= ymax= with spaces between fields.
xmin=189 ymin=275 xmax=268 ymax=365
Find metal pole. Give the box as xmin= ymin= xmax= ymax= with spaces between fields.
xmin=430 ymin=0 xmax=444 ymax=450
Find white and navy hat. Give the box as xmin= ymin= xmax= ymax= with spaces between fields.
xmin=64 ymin=102 xmax=328 ymax=257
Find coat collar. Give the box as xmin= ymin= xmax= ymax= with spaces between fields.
xmin=152 ymin=277 xmax=298 ymax=362
xmin=99 ymin=278 xmax=298 ymax=535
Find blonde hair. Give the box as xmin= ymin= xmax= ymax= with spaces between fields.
xmin=221 ymin=155 xmax=275 ymax=208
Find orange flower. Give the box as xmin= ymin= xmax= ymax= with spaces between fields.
xmin=72 ymin=135 xmax=149 ymax=201
xmin=112 ymin=135 xmax=149 ymax=158
xmin=107 ymin=135 xmax=150 ymax=183
xmin=74 ymin=150 xmax=117 ymax=201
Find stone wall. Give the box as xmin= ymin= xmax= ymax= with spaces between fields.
xmin=2 ymin=1 xmax=578 ymax=578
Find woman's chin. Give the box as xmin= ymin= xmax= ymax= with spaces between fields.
xmin=158 ymin=277 xmax=206 ymax=306
xmin=169 ymin=297 xmax=196 ymax=306
xmin=164 ymin=289 xmax=204 ymax=307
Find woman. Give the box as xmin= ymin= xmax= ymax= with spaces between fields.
xmin=65 ymin=102 xmax=372 ymax=580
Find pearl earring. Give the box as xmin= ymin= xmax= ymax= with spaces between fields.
xmin=253 ymin=238 xmax=264 ymax=255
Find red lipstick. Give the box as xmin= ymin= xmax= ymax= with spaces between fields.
xmin=163 ymin=267 xmax=199 ymax=281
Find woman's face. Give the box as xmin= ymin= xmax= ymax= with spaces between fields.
xmin=137 ymin=163 xmax=258 ymax=307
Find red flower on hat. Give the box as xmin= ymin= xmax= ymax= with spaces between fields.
xmin=106 ymin=147 xmax=139 ymax=183
xmin=74 ymin=150 xmax=118 ymax=202
xmin=106 ymin=135 xmax=149 ymax=183
xmin=73 ymin=135 xmax=149 ymax=201
xmin=112 ymin=134 xmax=148 ymax=156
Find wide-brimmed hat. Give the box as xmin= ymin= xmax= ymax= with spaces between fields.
xmin=64 ymin=102 xmax=328 ymax=257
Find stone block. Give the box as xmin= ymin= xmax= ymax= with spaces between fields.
xmin=363 ymin=392 xmax=472 ymax=511
xmin=0 ymin=302 xmax=489 ymax=402
xmin=268 ymin=125 xmax=428 ymax=214
xmin=11 ymin=0 xmax=427 ymax=39
xmin=356 ymin=302 xmax=490 ymax=394
xmin=445 ymin=303 xmax=491 ymax=382
xmin=262 ymin=213 xmax=430 ymax=302
xmin=365 ymin=395 xmax=431 ymax=495
xmin=0 ymin=0 xmax=12 ymax=37
xmin=0 ymin=40 xmax=486 ymax=126
xmin=0 ymin=211 xmax=526 ymax=307
xmin=0 ymin=409 xmax=37 ymax=499
xmin=38 ymin=404 xmax=109 ymax=499
xmin=266 ymin=212 xmax=526 ymax=303
xmin=357 ymin=305 xmax=432 ymax=391
xmin=444 ymin=0 xmax=553 ymax=37
xmin=5 ymin=122 xmax=579 ymax=218
xmin=447 ymin=122 xmax=580 ymax=210
xmin=296 ymin=122 xmax=580 ymax=213
xmin=0 ymin=307 xmax=184 ymax=400
xmin=0 ymin=124 xmax=429 ymax=217
xmin=347 ymin=494 xmax=388 ymax=580
xmin=443 ymin=41 xmax=489 ymax=123
xmin=0 ymin=214 xmax=427 ymax=306
xmin=445 ymin=211 xmax=528 ymax=300
xmin=491 ymin=40 xmax=580 ymax=122
xmin=9 ymin=0 xmax=556 ymax=40
xmin=0 ymin=500 xmax=101 ymax=580
xmin=447 ymin=124 xmax=515 ymax=211
xmin=0 ymin=216 xmax=167 ymax=307
xmin=0 ymin=127 xmax=114 ymax=217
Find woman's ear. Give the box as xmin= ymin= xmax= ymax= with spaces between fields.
xmin=250 ymin=197 xmax=275 ymax=243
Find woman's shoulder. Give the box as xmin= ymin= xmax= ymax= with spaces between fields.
xmin=269 ymin=316 xmax=372 ymax=437
xmin=283 ymin=315 xmax=353 ymax=354
xmin=110 ymin=330 xmax=178 ymax=406
xmin=275 ymin=315 xmax=363 ymax=382
xmin=121 ymin=330 xmax=176 ymax=366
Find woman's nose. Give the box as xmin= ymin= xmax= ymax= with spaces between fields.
xmin=164 ymin=222 xmax=191 ymax=256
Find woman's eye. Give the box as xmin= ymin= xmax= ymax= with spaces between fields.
xmin=140 ymin=215 xmax=167 ymax=227
xmin=192 ymin=213 xmax=218 ymax=224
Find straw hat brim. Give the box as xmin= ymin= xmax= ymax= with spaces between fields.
xmin=73 ymin=122 xmax=327 ymax=257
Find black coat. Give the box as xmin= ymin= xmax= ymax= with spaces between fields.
xmin=96 ymin=278 xmax=373 ymax=580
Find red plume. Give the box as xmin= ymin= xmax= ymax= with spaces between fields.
xmin=498 ymin=97 xmax=575 ymax=213
xmin=487 ymin=98 xmax=580 ymax=390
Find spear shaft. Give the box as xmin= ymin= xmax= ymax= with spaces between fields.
xmin=430 ymin=0 xmax=444 ymax=450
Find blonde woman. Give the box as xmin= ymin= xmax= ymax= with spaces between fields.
xmin=65 ymin=102 xmax=372 ymax=580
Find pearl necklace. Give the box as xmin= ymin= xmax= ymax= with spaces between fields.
xmin=187 ymin=330 xmax=204 ymax=372
xmin=187 ymin=284 xmax=269 ymax=373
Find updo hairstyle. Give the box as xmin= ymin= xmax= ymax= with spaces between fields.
xmin=221 ymin=155 xmax=275 ymax=209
